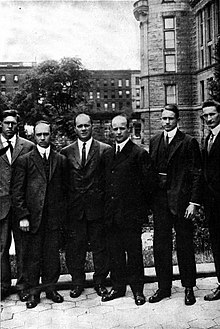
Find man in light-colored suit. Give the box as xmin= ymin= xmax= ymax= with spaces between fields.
xmin=0 ymin=109 xmax=34 ymax=301
xmin=12 ymin=120 xmax=68 ymax=308
xmin=61 ymin=113 xmax=111 ymax=299
xmin=149 ymin=104 xmax=202 ymax=305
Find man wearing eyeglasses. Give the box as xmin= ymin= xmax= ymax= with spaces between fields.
xmin=201 ymin=99 xmax=220 ymax=301
xmin=0 ymin=109 xmax=34 ymax=301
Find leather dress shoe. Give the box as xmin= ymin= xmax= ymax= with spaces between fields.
xmin=204 ymin=286 xmax=220 ymax=301
xmin=149 ymin=289 xmax=171 ymax=303
xmin=102 ymin=289 xmax=125 ymax=302
xmin=133 ymin=292 xmax=146 ymax=306
xmin=70 ymin=286 xmax=84 ymax=298
xmin=26 ymin=295 xmax=40 ymax=309
xmin=94 ymin=284 xmax=108 ymax=297
xmin=18 ymin=290 xmax=29 ymax=302
xmin=46 ymin=291 xmax=64 ymax=303
xmin=185 ymin=287 xmax=196 ymax=305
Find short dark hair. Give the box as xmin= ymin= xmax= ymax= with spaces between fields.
xmin=34 ymin=120 xmax=52 ymax=133
xmin=111 ymin=114 xmax=130 ymax=128
xmin=202 ymin=99 xmax=220 ymax=113
xmin=74 ymin=113 xmax=93 ymax=127
xmin=162 ymin=104 xmax=179 ymax=119
xmin=0 ymin=109 xmax=20 ymax=122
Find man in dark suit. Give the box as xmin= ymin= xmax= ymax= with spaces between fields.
xmin=11 ymin=120 xmax=67 ymax=308
xmin=101 ymin=114 xmax=157 ymax=306
xmin=0 ymin=109 xmax=34 ymax=301
xmin=60 ymin=113 xmax=110 ymax=298
xmin=202 ymin=99 xmax=220 ymax=301
xmin=149 ymin=104 xmax=202 ymax=305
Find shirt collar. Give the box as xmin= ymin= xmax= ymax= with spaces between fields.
xmin=37 ymin=144 xmax=51 ymax=157
xmin=1 ymin=134 xmax=17 ymax=147
xmin=211 ymin=123 xmax=220 ymax=137
xmin=164 ymin=127 xmax=178 ymax=138
xmin=116 ymin=137 xmax=130 ymax=152
xmin=77 ymin=137 xmax=93 ymax=149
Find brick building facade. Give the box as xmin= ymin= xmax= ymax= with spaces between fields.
xmin=133 ymin=0 xmax=220 ymax=146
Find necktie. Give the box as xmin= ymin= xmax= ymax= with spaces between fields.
xmin=117 ymin=145 xmax=120 ymax=154
xmin=207 ymin=133 xmax=214 ymax=153
xmin=164 ymin=134 xmax=169 ymax=148
xmin=81 ymin=142 xmax=86 ymax=167
xmin=7 ymin=141 xmax=13 ymax=156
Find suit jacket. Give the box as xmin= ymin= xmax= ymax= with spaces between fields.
xmin=103 ymin=139 xmax=157 ymax=228
xmin=60 ymin=139 xmax=111 ymax=227
xmin=150 ymin=129 xmax=202 ymax=217
xmin=202 ymin=131 xmax=220 ymax=201
xmin=11 ymin=146 xmax=68 ymax=234
xmin=0 ymin=135 xmax=34 ymax=220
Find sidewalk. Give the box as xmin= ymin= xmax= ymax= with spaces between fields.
xmin=1 ymin=263 xmax=220 ymax=329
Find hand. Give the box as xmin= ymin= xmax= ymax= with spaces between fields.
xmin=184 ymin=204 xmax=197 ymax=220
xmin=19 ymin=219 xmax=30 ymax=232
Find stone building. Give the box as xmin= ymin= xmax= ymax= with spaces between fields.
xmin=0 ymin=62 xmax=36 ymax=95
xmin=133 ymin=0 xmax=220 ymax=146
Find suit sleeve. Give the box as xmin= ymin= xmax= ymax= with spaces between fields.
xmin=11 ymin=156 xmax=30 ymax=221
xmin=187 ymin=138 xmax=203 ymax=204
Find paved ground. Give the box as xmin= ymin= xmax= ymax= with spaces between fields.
xmin=1 ymin=265 xmax=220 ymax=329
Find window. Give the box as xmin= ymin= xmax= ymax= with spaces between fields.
xmin=112 ymin=102 xmax=116 ymax=111
xmin=136 ymin=100 xmax=140 ymax=109
xmin=217 ymin=0 xmax=220 ymax=34
xmin=119 ymin=102 xmax=123 ymax=110
xmin=97 ymin=103 xmax=100 ymax=108
xmin=165 ymin=85 xmax=176 ymax=104
xmin=199 ymin=11 xmax=204 ymax=46
xmin=104 ymin=79 xmax=108 ymax=87
xmin=163 ymin=17 xmax=176 ymax=73
xmin=207 ymin=3 xmax=212 ymax=42
xmin=119 ymin=90 xmax=123 ymax=98
xmin=1 ymin=75 xmax=6 ymax=83
xmin=141 ymin=86 xmax=145 ymax=108
xmin=165 ymin=55 xmax=175 ymax=72
xmin=97 ymin=91 xmax=100 ymax=99
xmin=89 ymin=91 xmax=93 ymax=100
xmin=14 ymin=75 xmax=19 ymax=83
xmin=118 ymin=79 xmax=122 ymax=87
xmin=208 ymin=45 xmax=212 ymax=66
xmin=1 ymin=87 xmax=6 ymax=95
xmin=135 ymin=77 xmax=140 ymax=85
xmin=104 ymin=103 xmax=108 ymax=110
xmin=200 ymin=80 xmax=205 ymax=102
xmin=104 ymin=91 xmax=108 ymax=99
xmin=96 ymin=79 xmax=100 ymax=88
xmin=164 ymin=17 xmax=175 ymax=49
xmin=126 ymin=90 xmax=130 ymax=98
xmin=111 ymin=91 xmax=115 ymax=98
xmin=14 ymin=87 xmax=19 ymax=93
xmin=125 ymin=79 xmax=130 ymax=87
xmin=200 ymin=49 xmax=204 ymax=68
xmin=111 ymin=79 xmax=115 ymax=86
xmin=136 ymin=88 xmax=140 ymax=97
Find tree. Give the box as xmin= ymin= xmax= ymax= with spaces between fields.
xmin=208 ymin=38 xmax=220 ymax=102
xmin=14 ymin=57 xmax=91 ymax=138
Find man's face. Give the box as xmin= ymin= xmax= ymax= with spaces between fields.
xmin=202 ymin=106 xmax=220 ymax=129
xmin=34 ymin=123 xmax=51 ymax=148
xmin=111 ymin=116 xmax=130 ymax=144
xmin=161 ymin=109 xmax=178 ymax=132
xmin=75 ymin=114 xmax=92 ymax=142
xmin=0 ymin=115 xmax=18 ymax=139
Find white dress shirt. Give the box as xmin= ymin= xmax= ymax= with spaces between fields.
xmin=115 ymin=137 xmax=130 ymax=153
xmin=164 ymin=127 xmax=178 ymax=144
xmin=210 ymin=123 xmax=220 ymax=143
xmin=78 ymin=137 xmax=93 ymax=160
xmin=37 ymin=145 xmax=51 ymax=159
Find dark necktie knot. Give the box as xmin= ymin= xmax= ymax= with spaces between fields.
xmin=208 ymin=132 xmax=214 ymax=153
xmin=117 ymin=145 xmax=120 ymax=153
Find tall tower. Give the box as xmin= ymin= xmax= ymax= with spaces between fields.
xmin=133 ymin=0 xmax=201 ymax=145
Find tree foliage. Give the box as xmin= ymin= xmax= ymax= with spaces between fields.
xmin=208 ymin=38 xmax=220 ymax=102
xmin=13 ymin=57 xmax=91 ymax=138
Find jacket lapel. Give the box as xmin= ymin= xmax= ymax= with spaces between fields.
xmin=11 ymin=137 xmax=24 ymax=164
xmin=167 ymin=129 xmax=184 ymax=163
xmin=48 ymin=149 xmax=58 ymax=181
xmin=208 ymin=131 xmax=220 ymax=157
xmin=0 ymin=138 xmax=10 ymax=165
xmin=112 ymin=139 xmax=133 ymax=168
xmin=85 ymin=139 xmax=99 ymax=166
xmin=31 ymin=147 xmax=47 ymax=181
